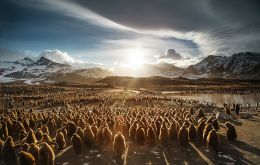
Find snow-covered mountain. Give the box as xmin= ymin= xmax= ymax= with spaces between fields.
xmin=1 ymin=56 xmax=112 ymax=83
xmin=14 ymin=57 xmax=35 ymax=66
xmin=1 ymin=52 xmax=259 ymax=83
xmin=5 ymin=56 xmax=71 ymax=79
xmin=0 ymin=57 xmax=34 ymax=76
xmin=183 ymin=52 xmax=260 ymax=79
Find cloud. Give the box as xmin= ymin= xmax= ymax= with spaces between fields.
xmin=73 ymin=36 xmax=200 ymax=69
xmin=39 ymin=49 xmax=103 ymax=68
xmin=40 ymin=50 xmax=75 ymax=64
xmin=73 ymin=0 xmax=218 ymax=32
xmin=75 ymin=0 xmax=260 ymax=32
xmin=6 ymin=0 xmax=260 ymax=66
xmin=70 ymin=0 xmax=260 ymax=56
xmin=13 ymin=0 xmax=133 ymax=31
xmin=161 ymin=58 xmax=201 ymax=69
xmin=158 ymin=49 xmax=182 ymax=60
xmin=156 ymin=48 xmax=201 ymax=68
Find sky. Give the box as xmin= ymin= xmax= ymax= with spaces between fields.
xmin=0 ymin=0 xmax=260 ymax=68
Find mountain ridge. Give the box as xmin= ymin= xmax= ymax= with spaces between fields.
xmin=0 ymin=52 xmax=259 ymax=83
xmin=1 ymin=55 xmax=112 ymax=83
xmin=182 ymin=52 xmax=260 ymax=79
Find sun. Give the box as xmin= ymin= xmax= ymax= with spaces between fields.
xmin=126 ymin=48 xmax=145 ymax=68
xmin=128 ymin=54 xmax=144 ymax=68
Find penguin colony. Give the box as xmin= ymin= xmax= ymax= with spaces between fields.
xmin=0 ymin=84 xmax=239 ymax=164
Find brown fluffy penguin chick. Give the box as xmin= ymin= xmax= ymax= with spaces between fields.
xmin=1 ymin=136 xmax=16 ymax=165
xmin=206 ymin=129 xmax=219 ymax=152
xmin=146 ymin=126 xmax=156 ymax=145
xmin=18 ymin=151 xmax=36 ymax=165
xmin=196 ymin=120 xmax=206 ymax=139
xmin=159 ymin=125 xmax=169 ymax=145
xmin=60 ymin=127 xmax=67 ymax=140
xmin=203 ymin=124 xmax=213 ymax=142
xmin=41 ymin=133 xmax=55 ymax=147
xmin=129 ymin=122 xmax=137 ymax=141
xmin=1 ymin=122 xmax=8 ymax=139
xmin=135 ymin=126 xmax=146 ymax=145
xmin=113 ymin=132 xmax=126 ymax=156
xmin=102 ymin=127 xmax=112 ymax=146
xmin=212 ymin=119 xmax=220 ymax=131
xmin=41 ymin=125 xmax=49 ymax=135
xmin=205 ymin=117 xmax=213 ymax=125
xmin=71 ymin=133 xmax=83 ymax=154
xmin=225 ymin=122 xmax=237 ymax=141
xmin=96 ymin=127 xmax=104 ymax=145
xmin=91 ymin=124 xmax=98 ymax=138
xmin=35 ymin=128 xmax=44 ymax=141
xmin=188 ymin=123 xmax=197 ymax=142
xmin=26 ymin=129 xmax=37 ymax=144
xmin=47 ymin=118 xmax=56 ymax=134
xmin=15 ymin=121 xmax=25 ymax=136
xmin=76 ymin=127 xmax=84 ymax=140
xmin=0 ymin=139 xmax=4 ymax=160
xmin=178 ymin=126 xmax=189 ymax=145
xmin=83 ymin=126 xmax=95 ymax=147
xmin=168 ymin=122 xmax=179 ymax=140
xmin=39 ymin=142 xmax=55 ymax=165
xmin=121 ymin=123 xmax=129 ymax=140
xmin=55 ymin=131 xmax=66 ymax=151
xmin=20 ymin=129 xmax=27 ymax=142
xmin=28 ymin=144 xmax=40 ymax=163
xmin=21 ymin=143 xmax=30 ymax=151
xmin=67 ymin=122 xmax=77 ymax=138
xmin=78 ymin=119 xmax=85 ymax=129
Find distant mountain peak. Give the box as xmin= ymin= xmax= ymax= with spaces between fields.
xmin=24 ymin=57 xmax=33 ymax=61
xmin=34 ymin=56 xmax=70 ymax=68
xmin=183 ymin=52 xmax=260 ymax=79
xmin=14 ymin=57 xmax=34 ymax=66
xmin=37 ymin=56 xmax=52 ymax=64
